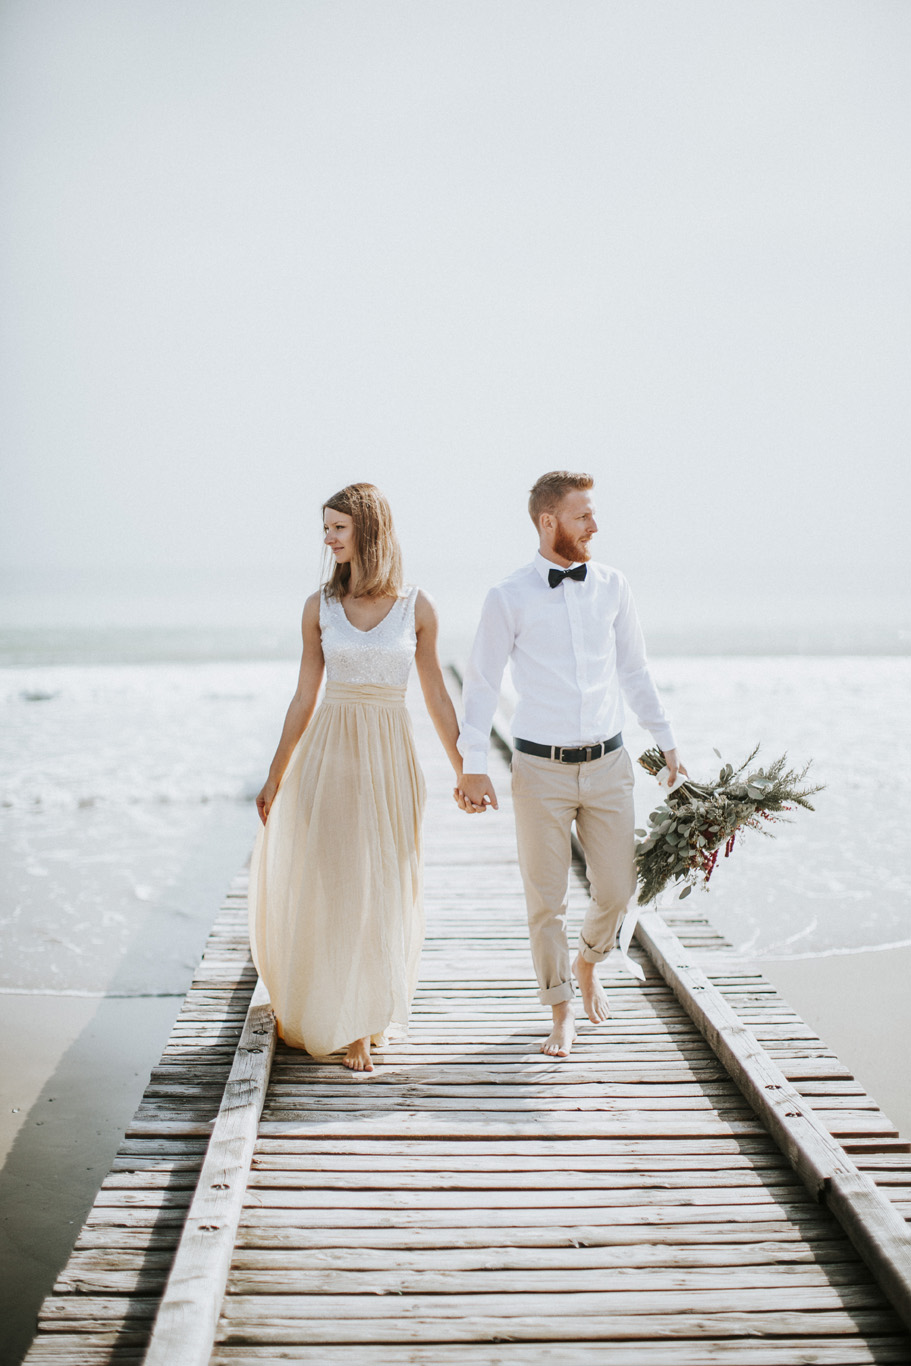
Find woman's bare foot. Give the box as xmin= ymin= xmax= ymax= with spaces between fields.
xmin=343 ymin=1036 xmax=374 ymax=1071
xmin=541 ymin=1001 xmax=576 ymax=1057
xmin=572 ymin=953 xmax=610 ymax=1023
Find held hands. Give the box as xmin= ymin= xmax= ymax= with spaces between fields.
xmin=256 ymin=778 xmax=279 ymax=825
xmin=454 ymin=773 xmax=498 ymax=814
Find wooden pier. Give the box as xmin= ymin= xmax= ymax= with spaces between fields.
xmin=25 ymin=675 xmax=911 ymax=1364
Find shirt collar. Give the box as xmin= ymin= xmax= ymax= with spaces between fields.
xmin=533 ymin=551 xmax=584 ymax=584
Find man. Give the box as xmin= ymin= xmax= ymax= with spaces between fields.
xmin=457 ymin=471 xmax=685 ymax=1057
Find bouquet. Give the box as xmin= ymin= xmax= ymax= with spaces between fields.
xmin=634 ymin=745 xmax=823 ymax=906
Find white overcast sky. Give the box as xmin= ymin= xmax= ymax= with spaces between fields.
xmin=1 ymin=1 xmax=909 ymax=637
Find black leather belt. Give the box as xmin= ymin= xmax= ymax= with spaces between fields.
xmin=514 ymin=732 xmax=623 ymax=764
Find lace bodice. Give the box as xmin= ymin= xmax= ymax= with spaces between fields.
xmin=319 ymin=587 xmax=419 ymax=687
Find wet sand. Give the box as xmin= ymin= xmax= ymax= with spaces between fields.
xmin=759 ymin=943 xmax=911 ymax=1141
xmin=0 ymin=993 xmax=182 ymax=1366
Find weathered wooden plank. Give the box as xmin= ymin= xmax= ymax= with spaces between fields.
xmin=241 ymin=1185 xmax=808 ymax=1212
xmin=73 ymin=1218 xmax=842 ymax=1253
xmin=211 ymin=1306 xmax=905 ymax=1345
xmin=224 ymin=1264 xmax=873 ymax=1296
xmin=244 ymin=1169 xmax=797 ymax=1192
xmin=252 ymin=1135 xmax=783 ymax=1156
xmin=247 ymin=1152 xmax=790 ymax=1173
xmin=236 ymin=1201 xmax=827 ymax=1230
xmin=228 ymin=1240 xmax=860 ymax=1272
xmin=208 ymin=1343 xmax=911 ymax=1365
xmin=256 ymin=1093 xmax=757 ymax=1114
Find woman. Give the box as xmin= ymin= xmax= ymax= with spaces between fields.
xmin=249 ymin=483 xmax=466 ymax=1071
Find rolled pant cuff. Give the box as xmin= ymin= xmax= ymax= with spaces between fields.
xmin=539 ymin=980 xmax=574 ymax=1006
xmin=578 ymin=935 xmax=613 ymax=965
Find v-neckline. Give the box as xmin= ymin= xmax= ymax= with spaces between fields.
xmin=338 ymin=595 xmax=400 ymax=635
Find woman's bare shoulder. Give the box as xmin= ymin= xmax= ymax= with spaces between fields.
xmin=301 ymin=591 xmax=323 ymax=628
xmin=413 ymin=588 xmax=440 ymax=630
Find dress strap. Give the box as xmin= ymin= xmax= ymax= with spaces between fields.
xmin=404 ymin=585 xmax=420 ymax=632
xmin=318 ymin=589 xmax=330 ymax=631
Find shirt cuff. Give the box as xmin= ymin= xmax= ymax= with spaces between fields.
xmin=652 ymin=726 xmax=678 ymax=753
xmin=462 ymin=748 xmax=490 ymax=775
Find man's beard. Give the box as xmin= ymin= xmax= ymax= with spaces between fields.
xmin=552 ymin=522 xmax=592 ymax=564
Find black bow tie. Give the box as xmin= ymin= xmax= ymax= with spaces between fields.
xmin=548 ymin=563 xmax=588 ymax=589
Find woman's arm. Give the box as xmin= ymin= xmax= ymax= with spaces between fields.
xmin=414 ymin=590 xmax=463 ymax=779
xmin=256 ymin=593 xmax=325 ymax=823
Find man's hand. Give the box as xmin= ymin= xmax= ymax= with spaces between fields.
xmin=662 ymin=748 xmax=688 ymax=788
xmin=455 ymin=773 xmax=499 ymax=813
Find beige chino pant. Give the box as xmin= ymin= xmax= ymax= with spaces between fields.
xmin=511 ymin=745 xmax=637 ymax=1006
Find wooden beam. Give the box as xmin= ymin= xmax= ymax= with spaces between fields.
xmin=143 ymin=978 xmax=275 ymax=1366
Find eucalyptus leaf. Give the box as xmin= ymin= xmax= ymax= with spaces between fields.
xmin=679 ymin=884 xmax=693 ymax=899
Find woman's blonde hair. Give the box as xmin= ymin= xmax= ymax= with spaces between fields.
xmin=322 ymin=483 xmax=404 ymax=600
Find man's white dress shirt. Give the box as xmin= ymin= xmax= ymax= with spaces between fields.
xmin=459 ymin=553 xmax=676 ymax=775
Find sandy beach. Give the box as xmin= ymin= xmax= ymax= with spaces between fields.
xmin=760 ymin=945 xmax=911 ymax=1141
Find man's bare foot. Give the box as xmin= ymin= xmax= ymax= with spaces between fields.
xmin=573 ymin=953 xmax=610 ymax=1023
xmin=343 ymin=1037 xmax=374 ymax=1071
xmin=541 ymin=1001 xmax=576 ymax=1057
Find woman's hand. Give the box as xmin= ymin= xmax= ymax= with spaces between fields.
xmin=256 ymin=778 xmax=279 ymax=825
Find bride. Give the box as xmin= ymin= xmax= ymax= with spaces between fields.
xmin=249 ymin=482 xmax=467 ymax=1071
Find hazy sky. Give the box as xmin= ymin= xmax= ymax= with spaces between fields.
xmin=2 ymin=1 xmax=909 ymax=636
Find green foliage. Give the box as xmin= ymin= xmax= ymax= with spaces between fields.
xmin=634 ymin=746 xmax=824 ymax=907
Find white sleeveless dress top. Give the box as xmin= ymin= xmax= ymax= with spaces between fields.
xmin=319 ymin=586 xmax=419 ymax=691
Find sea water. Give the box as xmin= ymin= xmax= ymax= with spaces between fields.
xmin=2 ymin=644 xmax=909 ymax=995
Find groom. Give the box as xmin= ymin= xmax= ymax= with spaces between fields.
xmin=457 ymin=471 xmax=685 ymax=1056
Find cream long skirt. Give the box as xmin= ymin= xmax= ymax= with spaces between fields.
xmin=248 ymin=682 xmax=426 ymax=1055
